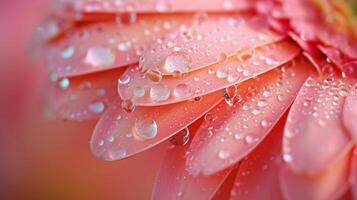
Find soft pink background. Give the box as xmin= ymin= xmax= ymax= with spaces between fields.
xmin=0 ymin=0 xmax=165 ymax=199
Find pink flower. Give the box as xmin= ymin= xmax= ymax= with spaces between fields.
xmin=40 ymin=0 xmax=357 ymax=199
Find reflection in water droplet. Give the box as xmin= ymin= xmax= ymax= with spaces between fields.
xmin=216 ymin=67 xmax=228 ymax=79
xmin=146 ymin=70 xmax=163 ymax=83
xmin=85 ymin=46 xmax=115 ymax=67
xmin=173 ymin=83 xmax=191 ymax=99
xmin=133 ymin=119 xmax=158 ymax=140
xmin=164 ymin=52 xmax=191 ymax=74
xmin=170 ymin=127 xmax=190 ymax=146
xmin=150 ymin=84 xmax=170 ymax=101
xmin=89 ymin=101 xmax=105 ymax=113
xmin=121 ymin=99 xmax=135 ymax=113
xmin=118 ymin=74 xmax=131 ymax=85
xmin=58 ymin=78 xmax=70 ymax=90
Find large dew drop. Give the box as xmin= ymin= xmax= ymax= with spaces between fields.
xmin=163 ymin=52 xmax=191 ymax=74
xmin=173 ymin=83 xmax=191 ymax=98
xmin=85 ymin=46 xmax=115 ymax=67
xmin=150 ymin=84 xmax=170 ymax=101
xmin=133 ymin=119 xmax=158 ymax=140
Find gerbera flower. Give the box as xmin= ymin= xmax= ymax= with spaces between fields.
xmin=38 ymin=0 xmax=357 ymax=199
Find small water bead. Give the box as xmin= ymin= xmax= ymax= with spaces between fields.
xmin=61 ymin=46 xmax=74 ymax=59
xmin=89 ymin=101 xmax=105 ymax=113
xmin=108 ymin=150 xmax=127 ymax=160
xmin=96 ymin=88 xmax=106 ymax=97
xmin=155 ymin=0 xmax=171 ymax=12
xmin=118 ymin=74 xmax=131 ymax=85
xmin=133 ymin=119 xmax=158 ymax=140
xmin=257 ymin=100 xmax=269 ymax=108
xmin=339 ymin=89 xmax=349 ymax=97
xmin=260 ymin=119 xmax=270 ymax=127
xmin=245 ymin=135 xmax=257 ymax=144
xmin=163 ymin=52 xmax=191 ymax=74
xmin=283 ymin=153 xmax=293 ymax=163
xmin=85 ymin=46 xmax=115 ymax=67
xmin=173 ymin=83 xmax=191 ymax=98
xmin=118 ymin=41 xmax=132 ymax=51
xmin=98 ymin=139 xmax=105 ymax=146
xmin=208 ymin=68 xmax=215 ymax=74
xmin=146 ymin=69 xmax=163 ymax=83
xmin=216 ymin=53 xmax=228 ymax=63
xmin=58 ymin=78 xmax=70 ymax=90
xmin=236 ymin=49 xmax=254 ymax=62
xmin=133 ymin=86 xmax=145 ymax=98
xmin=265 ymin=57 xmax=279 ymax=65
xmin=216 ymin=67 xmax=228 ymax=79
xmin=121 ymin=99 xmax=135 ymax=113
xmin=170 ymin=127 xmax=190 ymax=146
xmin=218 ymin=150 xmax=230 ymax=159
xmin=176 ymin=191 xmax=183 ymax=197
xmin=262 ymin=91 xmax=272 ymax=98
xmin=223 ymin=0 xmax=234 ymax=10
xmin=150 ymin=84 xmax=170 ymax=101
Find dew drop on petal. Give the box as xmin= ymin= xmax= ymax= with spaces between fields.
xmin=173 ymin=83 xmax=191 ymax=99
xmin=150 ymin=84 xmax=170 ymax=101
xmin=85 ymin=46 xmax=115 ymax=67
xmin=121 ymin=99 xmax=135 ymax=113
xmin=218 ymin=150 xmax=230 ymax=159
xmin=118 ymin=74 xmax=131 ymax=85
xmin=89 ymin=101 xmax=105 ymax=113
xmin=61 ymin=46 xmax=74 ymax=59
xmin=170 ymin=127 xmax=190 ymax=146
xmin=163 ymin=52 xmax=191 ymax=74
xmin=133 ymin=119 xmax=158 ymax=140
xmin=146 ymin=70 xmax=163 ymax=83
xmin=58 ymin=78 xmax=70 ymax=90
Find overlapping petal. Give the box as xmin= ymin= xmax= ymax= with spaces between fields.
xmin=283 ymin=76 xmax=353 ymax=175
xmin=343 ymin=93 xmax=357 ymax=139
xmin=119 ymin=40 xmax=300 ymax=106
xmin=186 ymin=56 xmax=314 ymax=176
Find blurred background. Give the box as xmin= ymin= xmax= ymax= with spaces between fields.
xmin=0 ymin=0 xmax=165 ymax=199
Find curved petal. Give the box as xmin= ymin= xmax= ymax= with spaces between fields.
xmin=186 ymin=56 xmax=314 ymax=176
xmin=230 ymin=118 xmax=286 ymax=200
xmin=343 ymin=92 xmax=357 ymax=139
xmin=66 ymin=0 xmax=252 ymax=17
xmin=140 ymin=14 xmax=284 ymax=75
xmin=90 ymin=91 xmax=223 ymax=160
xmin=280 ymin=148 xmax=351 ymax=200
xmin=152 ymin=121 xmax=233 ymax=200
xmin=119 ymin=40 xmax=300 ymax=106
xmin=283 ymin=76 xmax=353 ymax=175
xmin=212 ymin=168 xmax=239 ymax=200
xmin=48 ymin=14 xmax=191 ymax=77
xmin=50 ymin=68 xmax=124 ymax=120
xmin=350 ymin=148 xmax=357 ymax=199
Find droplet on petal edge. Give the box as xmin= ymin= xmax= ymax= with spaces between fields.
xmin=119 ymin=39 xmax=300 ymax=106
xmin=186 ymin=56 xmax=315 ymax=176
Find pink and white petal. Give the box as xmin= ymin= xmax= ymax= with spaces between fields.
xmin=50 ymin=67 xmax=124 ymax=120
xmin=283 ymin=76 xmax=353 ymax=175
xmin=90 ymin=90 xmax=223 ymax=160
xmin=280 ymin=148 xmax=351 ymax=200
xmin=230 ymin=118 xmax=286 ymax=200
xmin=140 ymin=14 xmax=284 ymax=75
xmin=186 ymin=56 xmax=314 ymax=176
xmin=69 ymin=0 xmax=252 ymax=17
xmin=343 ymin=92 xmax=357 ymax=139
xmin=119 ymin=40 xmax=300 ymax=106
xmin=48 ymin=14 xmax=191 ymax=78
xmin=153 ymin=121 xmax=234 ymax=200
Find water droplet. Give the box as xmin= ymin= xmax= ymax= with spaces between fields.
xmin=164 ymin=52 xmax=191 ymax=74
xmin=216 ymin=67 xmax=228 ymax=79
xmin=237 ymin=49 xmax=254 ymax=62
xmin=218 ymin=150 xmax=230 ymax=159
xmin=89 ymin=101 xmax=105 ymax=113
xmin=257 ymin=100 xmax=268 ymax=108
xmin=283 ymin=153 xmax=293 ymax=162
xmin=173 ymin=83 xmax=191 ymax=98
xmin=118 ymin=41 xmax=132 ymax=51
xmin=170 ymin=127 xmax=190 ymax=146
xmin=133 ymin=119 xmax=158 ymax=140
xmin=265 ymin=56 xmax=279 ymax=65
xmin=85 ymin=46 xmax=115 ymax=67
xmin=245 ymin=135 xmax=257 ymax=144
xmin=262 ymin=91 xmax=272 ymax=98
xmin=121 ymin=99 xmax=135 ymax=113
xmin=61 ymin=46 xmax=74 ymax=59
xmin=118 ymin=74 xmax=131 ymax=85
xmin=150 ymin=84 xmax=170 ymax=101
xmin=58 ymin=78 xmax=70 ymax=90
xmin=339 ymin=89 xmax=349 ymax=97
xmin=261 ymin=119 xmax=270 ymax=127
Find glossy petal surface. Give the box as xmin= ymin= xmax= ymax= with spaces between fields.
xmin=119 ymin=40 xmax=300 ymax=106
xmin=50 ymin=68 xmax=124 ymax=120
xmin=186 ymin=56 xmax=314 ymax=176
xmin=153 ymin=121 xmax=233 ymax=200
xmin=90 ymin=91 xmax=223 ymax=160
xmin=48 ymin=14 xmax=191 ymax=77
xmin=283 ymin=76 xmax=353 ymax=174
xmin=280 ymin=149 xmax=351 ymax=200
xmin=343 ymin=92 xmax=357 ymax=139
xmin=141 ymin=14 xmax=284 ymax=75
xmin=230 ymin=119 xmax=286 ymax=200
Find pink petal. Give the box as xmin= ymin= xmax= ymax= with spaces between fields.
xmin=230 ymin=118 xmax=286 ymax=200
xmin=119 ymin=40 xmax=300 ymax=106
xmin=48 ymin=14 xmax=191 ymax=77
xmin=90 ymin=90 xmax=223 ymax=160
xmin=140 ymin=14 xmax=284 ymax=75
xmin=343 ymin=92 xmax=357 ymax=139
xmin=280 ymin=148 xmax=351 ymax=200
xmin=50 ymin=68 xmax=124 ymax=120
xmin=186 ymin=56 xmax=314 ymax=176
xmin=350 ymin=148 xmax=357 ymax=199
xmin=153 ymin=121 xmax=234 ymax=200
xmin=283 ymin=76 xmax=353 ymax=175
xmin=212 ymin=168 xmax=239 ymax=200
xmin=70 ymin=0 xmax=252 ymax=16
